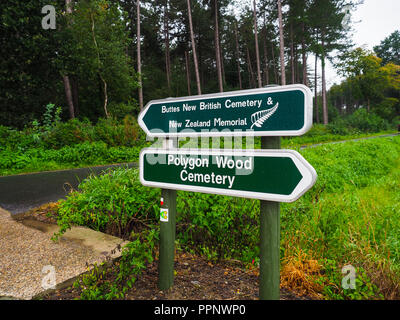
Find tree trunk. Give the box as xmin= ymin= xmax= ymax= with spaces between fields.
xmin=321 ymin=31 xmax=328 ymax=125
xmin=214 ymin=0 xmax=223 ymax=92
xmin=71 ymin=76 xmax=79 ymax=116
xmin=234 ymin=21 xmax=242 ymax=90
xmin=246 ymin=47 xmax=256 ymax=88
xmin=290 ymin=23 xmax=295 ymax=84
xmin=253 ymin=0 xmax=262 ymax=88
xmin=90 ymin=11 xmax=109 ymax=118
xmin=63 ymin=75 xmax=75 ymax=119
xmin=63 ymin=0 xmax=75 ymax=119
xmin=301 ymin=22 xmax=308 ymax=86
xmin=164 ymin=1 xmax=171 ymax=92
xmin=185 ymin=50 xmax=191 ymax=95
xmin=262 ymin=11 xmax=269 ymax=86
xmin=263 ymin=35 xmax=269 ymax=86
xmin=220 ymin=47 xmax=226 ymax=88
xmin=277 ymin=0 xmax=286 ymax=85
xmin=271 ymin=45 xmax=278 ymax=84
xmin=137 ymin=0 xmax=143 ymax=110
xmin=314 ymin=52 xmax=319 ymax=124
xmin=187 ymin=0 xmax=201 ymax=95
xmin=295 ymin=46 xmax=299 ymax=83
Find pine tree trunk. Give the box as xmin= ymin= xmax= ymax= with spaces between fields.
xmin=71 ymin=76 xmax=79 ymax=116
xmin=301 ymin=22 xmax=308 ymax=86
xmin=314 ymin=52 xmax=319 ymax=124
xmin=220 ymin=48 xmax=226 ymax=87
xmin=234 ymin=21 xmax=242 ymax=90
xmin=277 ymin=0 xmax=286 ymax=86
xmin=253 ymin=0 xmax=262 ymax=88
xmin=137 ymin=0 xmax=143 ymax=110
xmin=63 ymin=75 xmax=75 ymax=119
xmin=263 ymin=31 xmax=269 ymax=86
xmin=271 ymin=45 xmax=278 ymax=84
xmin=185 ymin=50 xmax=191 ymax=95
xmin=187 ymin=0 xmax=201 ymax=95
xmin=246 ymin=47 xmax=256 ymax=88
xmin=214 ymin=0 xmax=223 ymax=92
xmin=321 ymin=31 xmax=328 ymax=125
xmin=64 ymin=0 xmax=75 ymax=119
xmin=290 ymin=23 xmax=295 ymax=84
xmin=90 ymin=11 xmax=109 ymax=118
xmin=164 ymin=1 xmax=171 ymax=92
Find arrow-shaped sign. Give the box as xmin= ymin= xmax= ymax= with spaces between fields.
xmin=138 ymin=84 xmax=313 ymax=138
xmin=140 ymin=148 xmax=317 ymax=203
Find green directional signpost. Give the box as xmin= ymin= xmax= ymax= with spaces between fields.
xmin=140 ymin=149 xmax=316 ymax=203
xmin=138 ymin=84 xmax=313 ymax=137
xmin=138 ymin=84 xmax=316 ymax=299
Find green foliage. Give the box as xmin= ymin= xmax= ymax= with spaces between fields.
xmin=42 ymin=103 xmax=62 ymax=131
xmin=53 ymin=168 xmax=159 ymax=239
xmin=318 ymin=261 xmax=383 ymax=300
xmin=374 ymin=30 xmax=400 ymax=65
xmin=331 ymin=47 xmax=400 ymax=122
xmin=75 ymin=228 xmax=158 ymax=300
xmin=0 ymin=116 xmax=147 ymax=176
xmin=327 ymin=109 xmax=390 ymax=134
xmin=176 ymin=193 xmax=260 ymax=263
xmin=58 ymin=0 xmax=139 ymax=119
xmin=0 ymin=0 xmax=63 ymax=128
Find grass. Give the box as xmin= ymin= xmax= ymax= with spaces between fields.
xmin=282 ymin=125 xmax=397 ymax=148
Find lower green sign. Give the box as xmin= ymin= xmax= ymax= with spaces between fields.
xmin=139 ymin=148 xmax=317 ymax=203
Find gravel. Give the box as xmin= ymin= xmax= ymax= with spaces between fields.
xmin=0 ymin=208 xmax=106 ymax=300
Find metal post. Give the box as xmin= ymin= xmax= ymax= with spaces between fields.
xmin=158 ymin=138 xmax=177 ymax=291
xmin=259 ymin=136 xmax=281 ymax=300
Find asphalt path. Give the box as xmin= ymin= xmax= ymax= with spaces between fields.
xmin=0 ymin=163 xmax=137 ymax=215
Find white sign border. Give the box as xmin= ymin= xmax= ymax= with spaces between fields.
xmin=138 ymin=84 xmax=313 ymax=138
xmin=139 ymin=148 xmax=317 ymax=203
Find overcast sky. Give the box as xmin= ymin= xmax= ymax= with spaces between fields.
xmin=324 ymin=0 xmax=400 ymax=88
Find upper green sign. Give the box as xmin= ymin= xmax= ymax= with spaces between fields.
xmin=138 ymin=84 xmax=313 ymax=138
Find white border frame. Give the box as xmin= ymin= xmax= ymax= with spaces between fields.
xmin=138 ymin=84 xmax=313 ymax=138
xmin=139 ymin=148 xmax=317 ymax=203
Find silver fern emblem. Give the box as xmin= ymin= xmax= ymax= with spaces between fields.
xmin=250 ymin=102 xmax=279 ymax=129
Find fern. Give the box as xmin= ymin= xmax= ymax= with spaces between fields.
xmin=250 ymin=103 xmax=279 ymax=129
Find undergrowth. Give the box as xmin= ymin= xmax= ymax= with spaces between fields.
xmin=52 ymin=135 xmax=400 ymax=300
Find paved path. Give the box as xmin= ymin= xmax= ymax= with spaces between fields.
xmin=0 ymin=162 xmax=137 ymax=215
xmin=0 ymin=208 xmax=127 ymax=299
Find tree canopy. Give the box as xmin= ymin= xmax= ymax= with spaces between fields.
xmin=2 ymin=0 xmax=398 ymax=128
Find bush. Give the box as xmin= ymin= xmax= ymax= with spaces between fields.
xmin=54 ymin=168 xmax=159 ymax=239
xmin=346 ymin=109 xmax=390 ymax=132
xmin=176 ymin=192 xmax=260 ymax=262
xmin=41 ymin=118 xmax=94 ymax=149
xmin=373 ymin=97 xmax=399 ymax=120
xmin=326 ymin=118 xmax=352 ymax=135
xmin=328 ymin=109 xmax=390 ymax=134
xmin=108 ymin=101 xmax=137 ymax=121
